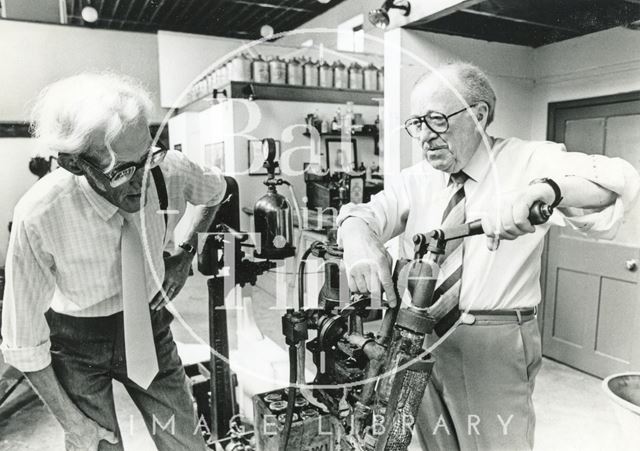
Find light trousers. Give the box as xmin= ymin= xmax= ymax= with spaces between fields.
xmin=416 ymin=316 xmax=542 ymax=450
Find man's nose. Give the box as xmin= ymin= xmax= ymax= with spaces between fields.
xmin=128 ymin=168 xmax=144 ymax=190
xmin=419 ymin=125 xmax=438 ymax=142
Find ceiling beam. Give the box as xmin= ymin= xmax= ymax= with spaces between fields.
xmin=119 ymin=0 xmax=139 ymax=28
xmin=231 ymin=0 xmax=292 ymax=33
xmin=460 ymin=8 xmax=580 ymax=33
xmin=146 ymin=0 xmax=169 ymax=24
xmin=158 ymin=0 xmax=185 ymax=26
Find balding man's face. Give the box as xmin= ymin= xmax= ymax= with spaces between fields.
xmin=410 ymin=78 xmax=483 ymax=173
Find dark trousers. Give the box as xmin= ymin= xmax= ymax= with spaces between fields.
xmin=46 ymin=308 xmax=207 ymax=451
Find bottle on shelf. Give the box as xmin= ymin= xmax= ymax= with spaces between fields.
xmin=343 ymin=102 xmax=354 ymax=133
xmin=333 ymin=107 xmax=342 ymax=131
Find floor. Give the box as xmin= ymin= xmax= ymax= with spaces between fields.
xmin=0 ymin=272 xmax=635 ymax=450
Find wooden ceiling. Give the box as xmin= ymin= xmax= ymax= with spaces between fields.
xmin=62 ymin=0 xmax=346 ymax=39
xmin=406 ymin=0 xmax=640 ymax=47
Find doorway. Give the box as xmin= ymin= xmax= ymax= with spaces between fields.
xmin=541 ymin=92 xmax=640 ymax=378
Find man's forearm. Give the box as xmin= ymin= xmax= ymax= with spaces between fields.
xmin=532 ymin=176 xmax=617 ymax=210
xmin=24 ymin=364 xmax=86 ymax=430
xmin=182 ymin=204 xmax=221 ymax=250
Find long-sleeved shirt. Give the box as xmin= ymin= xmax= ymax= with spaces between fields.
xmin=337 ymin=136 xmax=640 ymax=311
xmin=1 ymin=150 xmax=226 ymax=372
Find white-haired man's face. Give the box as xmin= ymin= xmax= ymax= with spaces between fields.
xmin=409 ymin=77 xmax=487 ymax=173
xmin=80 ymin=118 xmax=154 ymax=213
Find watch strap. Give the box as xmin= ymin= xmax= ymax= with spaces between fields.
xmin=178 ymin=242 xmax=196 ymax=255
xmin=529 ymin=177 xmax=562 ymax=208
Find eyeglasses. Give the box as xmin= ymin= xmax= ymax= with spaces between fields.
xmin=79 ymin=146 xmax=167 ymax=188
xmin=404 ymin=104 xmax=478 ymax=139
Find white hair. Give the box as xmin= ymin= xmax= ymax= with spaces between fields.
xmin=415 ymin=61 xmax=497 ymax=125
xmin=30 ymin=72 xmax=154 ymax=159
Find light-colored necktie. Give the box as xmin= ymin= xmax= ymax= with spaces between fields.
xmin=121 ymin=216 xmax=159 ymax=389
xmin=428 ymin=171 xmax=468 ymax=336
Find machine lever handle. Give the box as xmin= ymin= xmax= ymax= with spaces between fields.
xmin=465 ymin=201 xmax=552 ymax=238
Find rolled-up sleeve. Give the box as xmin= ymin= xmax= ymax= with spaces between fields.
xmin=529 ymin=143 xmax=640 ymax=238
xmin=1 ymin=214 xmax=55 ymax=372
xmin=337 ymin=172 xmax=412 ymax=244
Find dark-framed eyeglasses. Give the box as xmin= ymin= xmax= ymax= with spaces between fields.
xmin=78 ymin=146 xmax=167 ymax=188
xmin=404 ymin=103 xmax=478 ymax=139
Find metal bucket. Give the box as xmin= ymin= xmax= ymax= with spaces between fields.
xmin=602 ymin=372 xmax=640 ymax=445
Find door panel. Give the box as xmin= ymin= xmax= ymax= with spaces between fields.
xmin=564 ymin=118 xmax=605 ymax=155
xmin=552 ymin=269 xmax=596 ymax=347
xmin=596 ymin=277 xmax=636 ymax=363
xmin=542 ymin=93 xmax=640 ymax=378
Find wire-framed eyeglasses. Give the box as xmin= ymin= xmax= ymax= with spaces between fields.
xmin=404 ymin=103 xmax=478 ymax=139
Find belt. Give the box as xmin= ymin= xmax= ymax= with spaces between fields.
xmin=460 ymin=307 xmax=537 ymax=325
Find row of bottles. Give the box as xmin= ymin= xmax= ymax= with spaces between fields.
xmin=188 ymin=53 xmax=384 ymax=103
xmin=306 ymin=104 xmax=380 ymax=135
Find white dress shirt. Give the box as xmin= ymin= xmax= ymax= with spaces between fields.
xmin=1 ymin=150 xmax=226 ymax=372
xmin=338 ymin=137 xmax=640 ymax=312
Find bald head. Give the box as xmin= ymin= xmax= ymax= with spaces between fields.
xmin=414 ymin=62 xmax=497 ymax=126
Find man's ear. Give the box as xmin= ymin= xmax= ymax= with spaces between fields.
xmin=476 ymin=102 xmax=490 ymax=127
xmin=57 ymin=153 xmax=84 ymax=175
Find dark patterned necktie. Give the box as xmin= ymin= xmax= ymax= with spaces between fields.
xmin=428 ymin=171 xmax=468 ymax=336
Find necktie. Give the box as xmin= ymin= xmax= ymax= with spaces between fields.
xmin=428 ymin=171 xmax=468 ymax=336
xmin=121 ymin=216 xmax=159 ymax=389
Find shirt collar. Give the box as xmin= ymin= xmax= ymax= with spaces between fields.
xmin=77 ymin=176 xmax=120 ymax=221
xmin=449 ymin=135 xmax=496 ymax=185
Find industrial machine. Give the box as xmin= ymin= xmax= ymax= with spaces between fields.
xmin=249 ymin=202 xmax=551 ymax=451
xmin=198 ymin=138 xmax=551 ymax=450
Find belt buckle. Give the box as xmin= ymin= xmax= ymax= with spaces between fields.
xmin=460 ymin=312 xmax=476 ymax=325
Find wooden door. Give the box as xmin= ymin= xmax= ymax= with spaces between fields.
xmin=542 ymin=93 xmax=640 ymax=378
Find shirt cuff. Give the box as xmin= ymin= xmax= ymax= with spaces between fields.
xmin=554 ymin=197 xmax=625 ymax=239
xmin=0 ymin=340 xmax=52 ymax=372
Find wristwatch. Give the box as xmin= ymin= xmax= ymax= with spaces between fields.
xmin=529 ymin=177 xmax=563 ymax=208
xmin=178 ymin=242 xmax=196 ymax=256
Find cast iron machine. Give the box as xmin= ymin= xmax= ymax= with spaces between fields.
xmin=198 ymin=138 xmax=300 ymax=448
xmin=256 ymin=202 xmax=553 ymax=451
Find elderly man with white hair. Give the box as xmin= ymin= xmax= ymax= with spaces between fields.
xmin=1 ymin=73 xmax=226 ymax=450
xmin=337 ymin=62 xmax=640 ymax=450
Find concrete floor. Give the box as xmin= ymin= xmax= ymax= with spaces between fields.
xmin=0 ymin=271 xmax=635 ymax=450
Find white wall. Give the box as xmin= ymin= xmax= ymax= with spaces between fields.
xmin=0 ymin=19 xmax=165 ymax=263
xmin=0 ymin=20 xmax=164 ymax=122
xmin=276 ymin=0 xmax=384 ymax=54
xmin=530 ymin=27 xmax=640 ymax=141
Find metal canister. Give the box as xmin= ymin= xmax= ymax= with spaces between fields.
xmin=333 ymin=61 xmax=348 ymax=89
xmin=378 ymin=66 xmax=384 ymax=91
xmin=303 ymin=59 xmax=319 ymax=86
xmin=229 ymin=53 xmax=252 ymax=81
xmin=349 ymin=62 xmax=364 ymax=90
xmin=319 ymin=61 xmax=333 ymax=88
xmin=364 ymin=63 xmax=378 ymax=91
xmin=252 ymin=56 xmax=269 ymax=83
xmin=287 ymin=57 xmax=303 ymax=85
xmin=269 ymin=57 xmax=287 ymax=84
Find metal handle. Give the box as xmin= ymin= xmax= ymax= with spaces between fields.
xmin=626 ymin=259 xmax=638 ymax=271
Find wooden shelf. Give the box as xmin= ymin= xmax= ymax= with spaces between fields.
xmin=302 ymin=128 xmax=379 ymax=138
xmin=179 ymin=81 xmax=383 ymax=112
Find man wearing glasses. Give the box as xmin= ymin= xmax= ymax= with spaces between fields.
xmin=337 ymin=62 xmax=639 ymax=449
xmin=1 ymin=73 xmax=226 ymax=450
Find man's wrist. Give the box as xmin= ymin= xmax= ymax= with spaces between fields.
xmin=529 ymin=177 xmax=563 ymax=208
xmin=178 ymin=241 xmax=196 ymax=257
